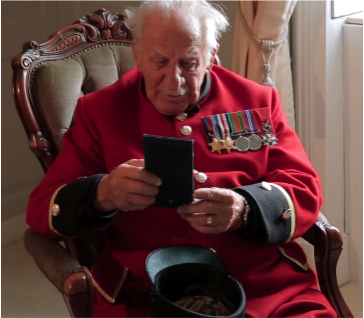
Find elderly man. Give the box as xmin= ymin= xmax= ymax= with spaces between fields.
xmin=27 ymin=1 xmax=337 ymax=317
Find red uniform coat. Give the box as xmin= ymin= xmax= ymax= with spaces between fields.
xmin=27 ymin=66 xmax=336 ymax=317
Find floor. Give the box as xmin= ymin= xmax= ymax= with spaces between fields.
xmin=2 ymin=240 xmax=363 ymax=317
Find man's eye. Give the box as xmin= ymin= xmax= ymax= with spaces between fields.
xmin=182 ymin=62 xmax=196 ymax=70
xmin=156 ymin=61 xmax=167 ymax=66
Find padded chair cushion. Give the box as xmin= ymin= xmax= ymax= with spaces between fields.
xmin=32 ymin=44 xmax=135 ymax=150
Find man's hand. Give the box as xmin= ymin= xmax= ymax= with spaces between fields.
xmin=177 ymin=188 xmax=245 ymax=234
xmin=94 ymin=159 xmax=162 ymax=213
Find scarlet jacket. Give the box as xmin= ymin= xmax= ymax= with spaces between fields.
xmin=27 ymin=66 xmax=335 ymax=317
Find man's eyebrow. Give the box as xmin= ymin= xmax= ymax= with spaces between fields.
xmin=183 ymin=52 xmax=199 ymax=59
xmin=149 ymin=51 xmax=167 ymax=59
xmin=149 ymin=50 xmax=199 ymax=60
xmin=178 ymin=49 xmax=200 ymax=60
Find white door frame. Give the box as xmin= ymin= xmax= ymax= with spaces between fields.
xmin=292 ymin=0 xmax=349 ymax=286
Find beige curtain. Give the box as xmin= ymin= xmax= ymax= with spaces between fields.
xmin=232 ymin=1 xmax=297 ymax=129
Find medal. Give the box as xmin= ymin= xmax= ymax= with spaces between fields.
xmin=235 ymin=136 xmax=250 ymax=152
xmin=223 ymin=135 xmax=235 ymax=153
xmin=262 ymin=122 xmax=278 ymax=147
xmin=248 ymin=134 xmax=262 ymax=150
xmin=216 ymin=114 xmax=236 ymax=153
xmin=202 ymin=110 xmax=270 ymax=154
xmin=202 ymin=116 xmax=224 ymax=154
xmin=208 ymin=137 xmax=224 ymax=154
xmin=244 ymin=110 xmax=262 ymax=151
xmin=228 ymin=112 xmax=250 ymax=152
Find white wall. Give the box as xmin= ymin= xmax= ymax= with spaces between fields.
xmin=293 ymin=1 xmax=363 ymax=286
xmin=343 ymin=22 xmax=363 ymax=284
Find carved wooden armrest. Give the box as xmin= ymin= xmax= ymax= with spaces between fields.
xmin=23 ymin=228 xmax=94 ymax=317
xmin=23 ymin=228 xmax=81 ymax=290
xmin=302 ymin=212 xmax=353 ymax=318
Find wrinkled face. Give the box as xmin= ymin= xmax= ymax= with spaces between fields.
xmin=132 ymin=14 xmax=214 ymax=116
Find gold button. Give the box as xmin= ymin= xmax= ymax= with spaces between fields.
xmin=261 ymin=181 xmax=272 ymax=191
xmin=51 ymin=204 xmax=60 ymax=216
xmin=176 ymin=113 xmax=188 ymax=121
xmin=180 ymin=125 xmax=192 ymax=136
xmin=195 ymin=172 xmax=208 ymax=183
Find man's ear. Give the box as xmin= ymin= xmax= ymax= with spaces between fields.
xmin=207 ymin=44 xmax=220 ymax=71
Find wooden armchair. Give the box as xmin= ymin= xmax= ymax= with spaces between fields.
xmin=11 ymin=8 xmax=353 ymax=318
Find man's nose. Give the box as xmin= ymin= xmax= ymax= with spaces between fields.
xmin=165 ymin=65 xmax=185 ymax=90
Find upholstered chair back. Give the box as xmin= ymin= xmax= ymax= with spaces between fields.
xmin=12 ymin=8 xmax=135 ymax=172
xmin=33 ymin=45 xmax=135 ymax=151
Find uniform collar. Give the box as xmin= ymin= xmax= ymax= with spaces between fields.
xmin=196 ymin=72 xmax=211 ymax=104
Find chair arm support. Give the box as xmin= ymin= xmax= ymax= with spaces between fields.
xmin=24 ymin=228 xmax=94 ymax=317
xmin=302 ymin=213 xmax=353 ymax=318
xmin=62 ymin=268 xmax=94 ymax=318
xmin=23 ymin=228 xmax=83 ymax=291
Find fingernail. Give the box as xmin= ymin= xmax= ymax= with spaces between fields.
xmin=156 ymin=179 xmax=162 ymax=186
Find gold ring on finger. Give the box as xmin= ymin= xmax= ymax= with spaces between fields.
xmin=206 ymin=216 xmax=213 ymax=225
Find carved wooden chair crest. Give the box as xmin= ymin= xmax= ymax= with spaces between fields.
xmin=11 ymin=8 xmax=353 ymax=318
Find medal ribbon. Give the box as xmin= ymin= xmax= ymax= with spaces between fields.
xmin=229 ymin=112 xmax=247 ymax=136
xmin=238 ymin=111 xmax=247 ymax=133
xmin=211 ymin=115 xmax=223 ymax=140
xmin=201 ymin=117 xmax=213 ymax=143
xmin=221 ymin=114 xmax=231 ymax=137
xmin=226 ymin=113 xmax=237 ymax=135
xmin=244 ymin=110 xmax=259 ymax=132
xmin=202 ymin=116 xmax=223 ymax=141
xmin=203 ymin=111 xmax=258 ymax=142
xmin=216 ymin=114 xmax=229 ymax=138
xmin=223 ymin=113 xmax=234 ymax=134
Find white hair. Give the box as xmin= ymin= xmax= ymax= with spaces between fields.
xmin=125 ymin=0 xmax=229 ymax=65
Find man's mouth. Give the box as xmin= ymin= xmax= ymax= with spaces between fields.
xmin=163 ymin=94 xmax=184 ymax=101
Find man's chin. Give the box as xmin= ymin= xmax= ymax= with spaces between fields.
xmin=152 ymin=101 xmax=190 ymax=116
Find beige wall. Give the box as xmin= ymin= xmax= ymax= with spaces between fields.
xmin=1 ymin=1 xmax=236 ymax=224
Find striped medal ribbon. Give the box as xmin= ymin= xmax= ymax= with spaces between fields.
xmin=202 ymin=116 xmax=224 ymax=154
xmin=243 ymin=110 xmax=262 ymax=151
xmin=227 ymin=111 xmax=250 ymax=152
xmin=216 ymin=114 xmax=236 ymax=153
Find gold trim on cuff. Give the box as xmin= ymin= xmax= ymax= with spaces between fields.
xmin=269 ymin=183 xmax=296 ymax=242
xmin=92 ymin=268 xmax=129 ymax=304
xmin=278 ymin=247 xmax=309 ymax=271
xmin=48 ymin=184 xmax=73 ymax=238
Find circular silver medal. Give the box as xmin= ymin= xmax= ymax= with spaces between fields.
xmin=248 ymin=134 xmax=262 ymax=150
xmin=235 ymin=136 xmax=250 ymax=152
